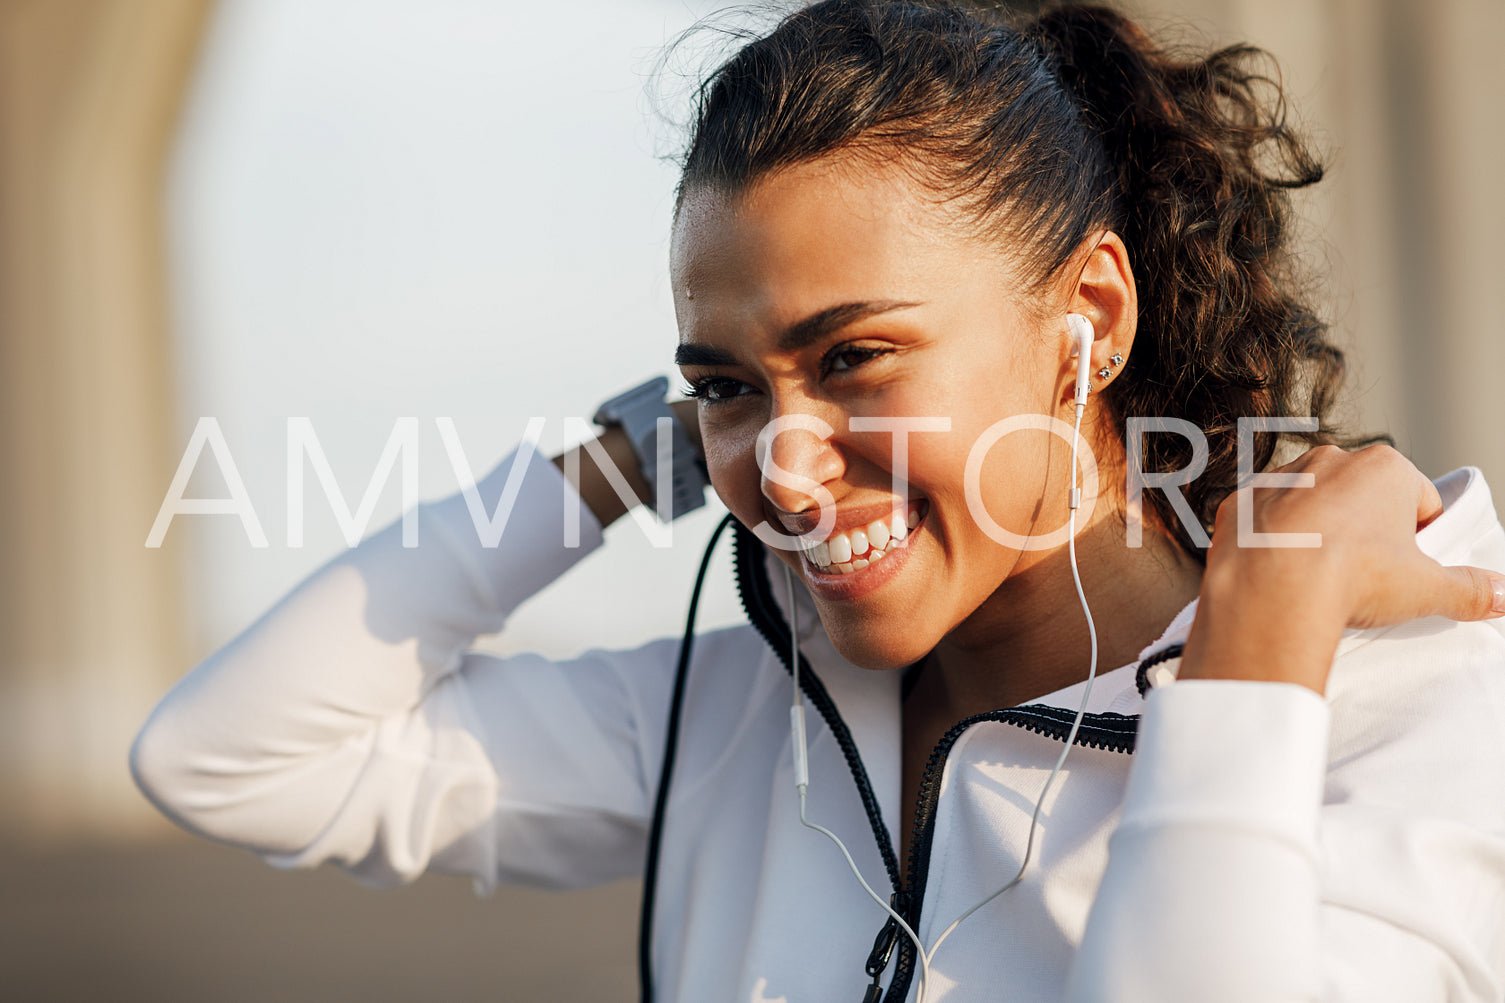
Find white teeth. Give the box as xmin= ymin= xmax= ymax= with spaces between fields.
xmin=828 ymin=533 xmax=853 ymax=565
xmin=906 ymin=507 xmax=920 ymax=529
xmin=804 ymin=503 xmax=925 ymax=575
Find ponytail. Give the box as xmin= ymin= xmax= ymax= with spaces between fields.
xmin=1030 ymin=4 xmax=1382 ymax=555
xmin=678 ymin=0 xmax=1385 ymax=560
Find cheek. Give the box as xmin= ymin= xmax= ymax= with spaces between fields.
xmin=701 ymin=419 xmax=764 ymax=521
xmin=925 ymin=424 xmax=1056 ymax=541
xmin=991 ymin=445 xmax=1069 ymax=552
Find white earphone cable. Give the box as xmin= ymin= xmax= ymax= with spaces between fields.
xmin=784 ymin=323 xmax=1098 ymax=999
xmin=921 ymin=394 xmax=1099 ymax=965
xmin=785 ymin=563 xmax=933 ymax=1003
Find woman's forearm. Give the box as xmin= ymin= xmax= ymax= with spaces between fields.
xmin=552 ymin=424 xmax=651 ymax=528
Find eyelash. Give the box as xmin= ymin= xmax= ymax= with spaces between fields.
xmin=681 ymin=345 xmax=893 ymax=404
xmin=680 ymin=376 xmax=748 ymax=403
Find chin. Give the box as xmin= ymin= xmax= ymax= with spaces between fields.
xmin=822 ymin=618 xmax=932 ymax=672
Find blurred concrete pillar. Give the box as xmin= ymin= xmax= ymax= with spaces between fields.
xmin=0 ymin=0 xmax=212 ymax=838
xmin=1134 ymin=0 xmax=1505 ymax=491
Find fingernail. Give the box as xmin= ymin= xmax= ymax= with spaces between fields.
xmin=1492 ymin=575 xmax=1505 ymax=615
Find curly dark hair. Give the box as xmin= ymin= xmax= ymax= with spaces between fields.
xmin=674 ymin=0 xmax=1386 ymax=560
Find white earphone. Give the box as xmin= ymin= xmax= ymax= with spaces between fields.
xmin=1068 ymin=311 xmax=1094 ymax=408
xmin=783 ymin=312 xmax=1102 ymax=1003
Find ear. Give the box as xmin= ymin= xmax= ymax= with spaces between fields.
xmin=1055 ymin=231 xmax=1136 ymax=410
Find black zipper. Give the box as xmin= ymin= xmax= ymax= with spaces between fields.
xmin=732 ymin=524 xmax=1171 ymax=1001
xmin=733 ymin=522 xmax=905 ymax=892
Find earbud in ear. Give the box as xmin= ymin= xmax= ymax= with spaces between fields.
xmin=1066 ymin=313 xmax=1094 ymax=408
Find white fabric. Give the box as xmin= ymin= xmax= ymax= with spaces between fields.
xmin=129 ymin=446 xmax=1505 ymax=1002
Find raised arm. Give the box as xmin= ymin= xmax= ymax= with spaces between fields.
xmin=1069 ymin=445 xmax=1505 ymax=1001
xmin=129 ymin=412 xmax=691 ymax=890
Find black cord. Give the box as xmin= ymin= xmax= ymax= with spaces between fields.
xmin=638 ymin=511 xmax=736 ymax=1003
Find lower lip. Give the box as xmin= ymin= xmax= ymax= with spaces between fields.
xmin=801 ymin=518 xmax=925 ymax=603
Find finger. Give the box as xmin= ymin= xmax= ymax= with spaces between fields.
xmin=1415 ymin=471 xmax=1444 ymax=530
xmin=1428 ymin=564 xmax=1505 ymax=622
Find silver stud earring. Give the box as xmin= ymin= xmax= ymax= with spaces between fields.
xmin=1087 ymin=352 xmax=1125 ymax=394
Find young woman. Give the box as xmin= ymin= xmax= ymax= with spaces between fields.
xmin=131 ymin=2 xmax=1505 ymax=1000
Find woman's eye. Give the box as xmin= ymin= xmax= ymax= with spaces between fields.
xmin=682 ymin=376 xmax=752 ymax=404
xmin=825 ymin=346 xmax=889 ymax=375
xmin=682 ymin=346 xmax=890 ymax=403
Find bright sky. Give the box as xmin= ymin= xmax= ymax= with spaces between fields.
xmin=167 ymin=0 xmax=751 ymax=659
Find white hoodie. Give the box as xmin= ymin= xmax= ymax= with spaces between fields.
xmin=130 ymin=443 xmax=1505 ymax=1002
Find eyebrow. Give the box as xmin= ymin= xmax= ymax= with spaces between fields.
xmin=673 ymin=299 xmax=923 ymax=367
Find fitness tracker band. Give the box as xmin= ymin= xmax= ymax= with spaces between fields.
xmin=593 ymin=375 xmax=709 ymax=521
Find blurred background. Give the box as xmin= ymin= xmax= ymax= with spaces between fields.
xmin=0 ymin=0 xmax=1499 ymax=999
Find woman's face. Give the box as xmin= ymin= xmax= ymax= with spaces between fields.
xmin=671 ymin=153 xmax=1112 ymax=671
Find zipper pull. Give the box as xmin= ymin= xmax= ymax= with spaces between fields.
xmin=860 ymin=894 xmax=907 ymax=1002
xmin=865 ymin=914 xmax=899 ymax=978
xmin=862 ymin=890 xmax=915 ymax=1002
xmin=860 ymin=915 xmax=898 ymax=1001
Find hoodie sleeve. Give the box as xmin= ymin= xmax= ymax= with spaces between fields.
xmin=1068 ymin=657 xmax=1505 ymax=1003
xmin=128 ymin=441 xmax=676 ymax=894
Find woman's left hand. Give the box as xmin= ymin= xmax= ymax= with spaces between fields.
xmin=1178 ymin=443 xmax=1505 ymax=694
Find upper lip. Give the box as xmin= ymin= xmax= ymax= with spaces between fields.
xmin=768 ymin=498 xmax=919 ymax=539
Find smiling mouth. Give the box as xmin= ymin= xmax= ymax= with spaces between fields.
xmin=799 ymin=500 xmax=928 ymax=575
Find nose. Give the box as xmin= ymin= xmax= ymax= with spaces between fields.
xmin=757 ymin=412 xmax=844 ymax=531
